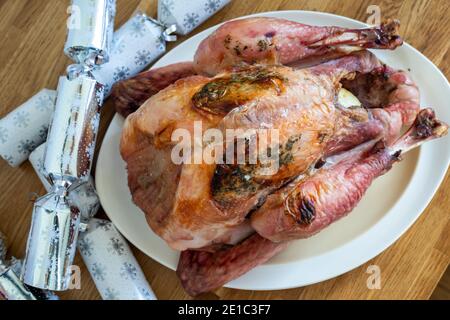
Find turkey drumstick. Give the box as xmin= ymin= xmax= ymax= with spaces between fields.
xmin=194 ymin=18 xmax=402 ymax=76
xmin=177 ymin=233 xmax=289 ymax=297
xmin=252 ymin=109 xmax=448 ymax=242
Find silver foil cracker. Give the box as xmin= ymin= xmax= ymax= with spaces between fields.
xmin=29 ymin=143 xmax=100 ymax=222
xmin=65 ymin=0 xmax=116 ymax=66
xmin=21 ymin=189 xmax=81 ymax=291
xmin=44 ymin=74 xmax=104 ymax=185
xmin=23 ymin=74 xmax=104 ymax=291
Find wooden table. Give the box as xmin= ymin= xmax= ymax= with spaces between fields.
xmin=0 ymin=0 xmax=448 ymax=300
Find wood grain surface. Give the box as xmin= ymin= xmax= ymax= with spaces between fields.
xmin=0 ymin=0 xmax=448 ymax=300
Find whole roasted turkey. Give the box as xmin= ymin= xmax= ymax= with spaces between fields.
xmin=113 ymin=18 xmax=448 ymax=296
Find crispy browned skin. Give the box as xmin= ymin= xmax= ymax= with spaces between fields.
xmin=121 ymin=64 xmax=336 ymax=250
xmin=120 ymin=51 xmax=421 ymax=252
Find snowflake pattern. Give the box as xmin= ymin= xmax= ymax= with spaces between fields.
xmin=0 ymin=127 xmax=8 ymax=144
xmin=183 ymin=13 xmax=200 ymax=33
xmin=103 ymin=84 xmax=112 ymax=97
xmin=160 ymin=0 xmax=175 ymax=18
xmin=35 ymin=95 xmax=54 ymax=112
xmin=112 ymin=39 xmax=126 ymax=55
xmin=104 ymin=287 xmax=120 ymax=300
xmin=38 ymin=125 xmax=48 ymax=141
xmin=113 ymin=66 xmax=131 ymax=82
xmin=91 ymin=262 xmax=107 ymax=281
xmin=95 ymin=219 xmax=112 ymax=231
xmin=17 ymin=139 xmax=36 ymax=155
xmin=2 ymin=154 xmax=14 ymax=165
xmin=140 ymin=287 xmax=154 ymax=300
xmin=35 ymin=157 xmax=44 ymax=172
xmin=107 ymin=237 xmax=126 ymax=256
xmin=205 ymin=0 xmax=221 ymax=14
xmin=130 ymin=19 xmax=146 ymax=38
xmin=13 ymin=110 xmax=30 ymax=128
xmin=120 ymin=262 xmax=138 ymax=280
xmin=134 ymin=50 xmax=152 ymax=66
xmin=78 ymin=237 xmax=93 ymax=257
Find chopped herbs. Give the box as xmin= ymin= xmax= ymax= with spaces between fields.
xmin=257 ymin=39 xmax=269 ymax=52
xmin=279 ymin=135 xmax=301 ymax=166
xmin=212 ymin=134 xmax=304 ymax=207
xmin=192 ymin=66 xmax=286 ymax=115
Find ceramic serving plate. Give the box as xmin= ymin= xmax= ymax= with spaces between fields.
xmin=96 ymin=11 xmax=450 ymax=290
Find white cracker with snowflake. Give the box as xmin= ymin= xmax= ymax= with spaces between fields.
xmin=158 ymin=0 xmax=230 ymax=35
xmin=0 ymin=89 xmax=56 ymax=167
xmin=93 ymin=13 xmax=167 ymax=96
xmin=77 ymin=218 xmax=156 ymax=300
